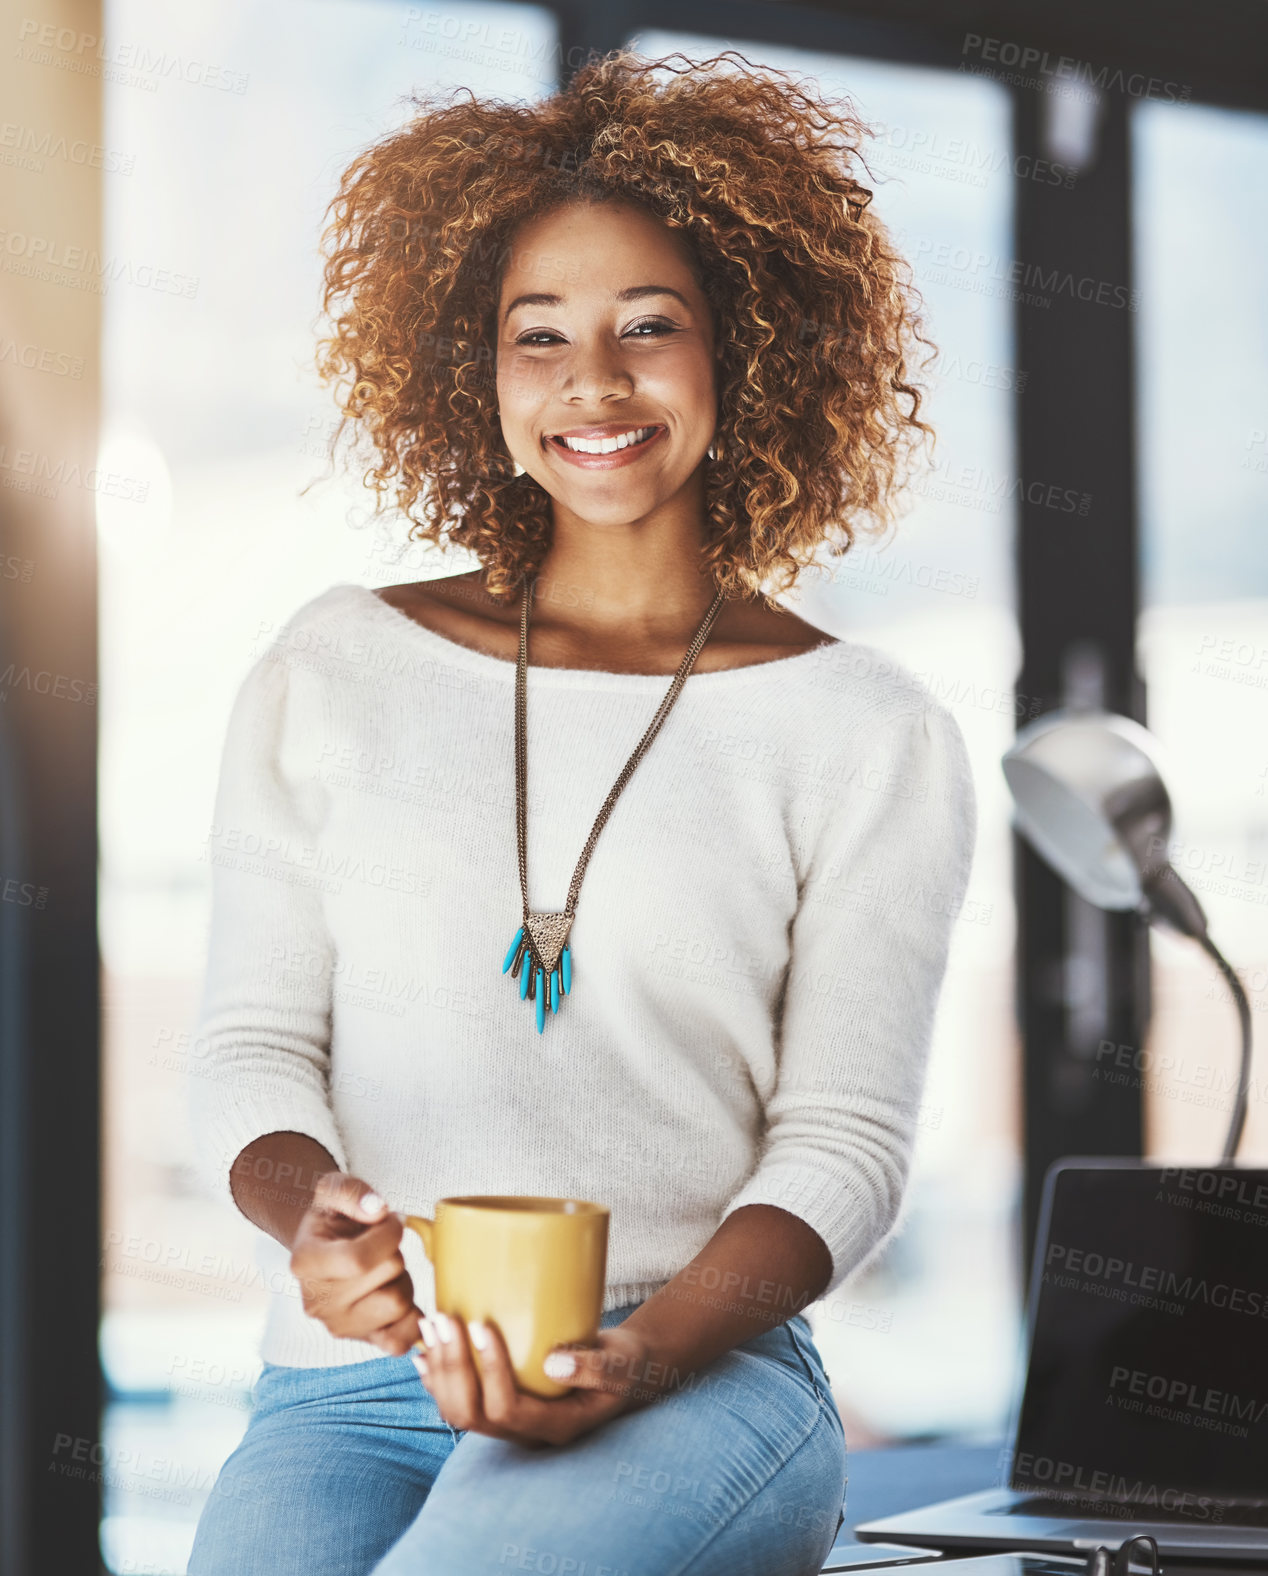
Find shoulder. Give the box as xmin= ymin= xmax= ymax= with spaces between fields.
xmin=775 ymin=640 xmax=978 ymax=875
xmin=779 ymin=632 xmax=964 ymax=738
xmin=237 ymin=582 xmax=406 ymax=696
xmin=265 ymin=582 xmax=376 ymax=650
xmin=224 ymin=584 xmax=377 ymax=741
xmin=778 ymin=634 xmax=976 ymax=816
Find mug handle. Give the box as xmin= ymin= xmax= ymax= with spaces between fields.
xmin=403 ymin=1215 xmax=434 ymax=1260
xmin=402 ymin=1216 xmax=435 ymax=1357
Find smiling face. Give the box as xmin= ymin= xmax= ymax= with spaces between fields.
xmin=495 ymin=200 xmax=720 ymax=531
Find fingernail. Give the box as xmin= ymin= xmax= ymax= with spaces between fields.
xmin=543 ymin=1350 xmax=576 ymax=1380
xmin=411 ymin=1353 xmax=428 ymax=1380
xmin=467 ymin=1320 xmax=489 ymax=1350
xmin=420 ymin=1318 xmax=437 ymax=1349
xmin=434 ymin=1312 xmax=454 ymax=1344
xmin=361 ymin=1192 xmax=386 ymax=1216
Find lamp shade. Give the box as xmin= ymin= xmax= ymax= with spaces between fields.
xmin=1002 ymin=709 xmax=1206 ymax=938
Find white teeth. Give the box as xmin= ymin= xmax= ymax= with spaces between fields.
xmin=559 ymin=426 xmax=655 ymax=454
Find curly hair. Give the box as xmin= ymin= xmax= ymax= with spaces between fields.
xmin=315 ymin=47 xmax=933 ymax=606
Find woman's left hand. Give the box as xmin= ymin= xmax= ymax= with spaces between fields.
xmin=413 ymin=1313 xmax=664 ymax=1447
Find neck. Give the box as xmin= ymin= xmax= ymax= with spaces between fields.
xmin=530 ymin=486 xmax=719 ymax=638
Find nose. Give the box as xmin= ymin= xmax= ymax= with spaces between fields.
xmin=561 ymin=340 xmax=634 ymax=404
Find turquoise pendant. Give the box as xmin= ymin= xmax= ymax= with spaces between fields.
xmin=501 ymin=927 xmax=525 ymax=972
xmin=506 ymin=914 xmax=573 ymax=1030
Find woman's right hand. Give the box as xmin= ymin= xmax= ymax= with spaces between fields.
xmin=288 ymin=1172 xmax=423 ymax=1356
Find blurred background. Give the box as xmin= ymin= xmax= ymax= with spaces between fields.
xmin=0 ymin=0 xmax=1265 ymax=1571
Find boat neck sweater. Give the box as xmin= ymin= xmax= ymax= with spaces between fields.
xmin=189 ymin=581 xmax=977 ymax=1369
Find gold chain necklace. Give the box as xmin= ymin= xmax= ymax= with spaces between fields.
xmin=501 ymin=577 xmax=726 ymax=1032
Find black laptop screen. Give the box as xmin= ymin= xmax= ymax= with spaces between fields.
xmin=1011 ymin=1164 xmax=1268 ymax=1507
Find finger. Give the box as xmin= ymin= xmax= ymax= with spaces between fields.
xmin=350 ymin=1268 xmax=414 ymax=1320
xmin=302 ymin=1217 xmax=404 ymax=1286
xmin=369 ymin=1306 xmax=424 ymax=1358
xmin=290 ymin=1228 xmax=404 ymax=1315
xmin=337 ymin=1272 xmax=416 ymax=1336
xmin=466 ymin=1319 xmax=527 ymax=1425
xmin=313 ymin=1266 xmax=408 ymax=1335
xmin=341 ymin=1249 xmax=409 ymax=1305
xmin=553 ymin=1331 xmax=657 ymax=1402
xmin=421 ymin=1313 xmax=486 ymax=1430
xmin=312 ymin=1171 xmax=391 ymax=1226
xmin=542 ymin=1342 xmax=613 ymax=1391
xmin=469 ymin=1322 xmax=607 ymax=1444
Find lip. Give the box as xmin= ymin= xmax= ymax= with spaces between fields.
xmin=544 ymin=424 xmax=667 ymax=470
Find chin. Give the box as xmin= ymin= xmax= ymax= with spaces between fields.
xmin=552 ymin=487 xmax=670 ymax=525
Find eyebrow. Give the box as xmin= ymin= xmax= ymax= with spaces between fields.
xmin=502 ymin=284 xmax=690 ymax=323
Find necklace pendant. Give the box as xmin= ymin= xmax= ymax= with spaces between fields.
xmin=525 ymin=912 xmax=573 ymax=973
xmin=504 ymin=914 xmax=573 ymax=1032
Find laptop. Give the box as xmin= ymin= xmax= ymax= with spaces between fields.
xmin=855 ymin=1160 xmax=1268 ymax=1560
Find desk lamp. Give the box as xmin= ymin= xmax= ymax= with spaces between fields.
xmin=1002 ymin=710 xmax=1253 ymax=1161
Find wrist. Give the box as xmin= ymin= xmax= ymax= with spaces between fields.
xmin=615 ymin=1312 xmax=705 ymax=1403
xmin=229 ymin=1133 xmax=339 ymax=1249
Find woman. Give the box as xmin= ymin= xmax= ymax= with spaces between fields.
xmin=187 ymin=47 xmax=976 ymax=1576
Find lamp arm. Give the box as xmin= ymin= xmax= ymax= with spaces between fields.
xmin=1132 ymin=860 xmax=1249 ymax=1161
xmin=1193 ymin=933 xmax=1253 ymax=1164
xmin=1139 ymin=863 xmax=1209 ymax=941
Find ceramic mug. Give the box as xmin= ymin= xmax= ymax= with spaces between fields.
xmin=404 ymin=1195 xmax=609 ymax=1398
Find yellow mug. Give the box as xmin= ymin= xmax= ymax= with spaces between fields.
xmin=404 ymin=1195 xmax=609 ymax=1398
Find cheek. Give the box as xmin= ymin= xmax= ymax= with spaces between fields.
xmin=649 ymin=348 xmax=716 ymax=423
xmin=497 ymin=355 xmax=552 ymax=414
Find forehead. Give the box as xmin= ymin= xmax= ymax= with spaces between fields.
xmin=498 ymin=200 xmax=700 ymax=300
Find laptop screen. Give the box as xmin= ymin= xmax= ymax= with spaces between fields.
xmin=1011 ymin=1163 xmax=1268 ymax=1507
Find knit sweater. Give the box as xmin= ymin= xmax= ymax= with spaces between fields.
xmin=189 ymin=581 xmax=977 ymax=1369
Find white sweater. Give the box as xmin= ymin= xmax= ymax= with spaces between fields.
xmin=189 ymin=582 xmax=977 ymax=1369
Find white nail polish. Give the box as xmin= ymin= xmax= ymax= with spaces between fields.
xmin=467 ymin=1320 xmax=488 ymax=1350
xmin=361 ymin=1192 xmax=386 ymax=1215
xmin=543 ymin=1351 xmax=576 ymax=1380
xmin=411 ymin=1353 xmax=428 ymax=1379
xmin=434 ymin=1312 xmax=454 ymax=1344
xmin=420 ymin=1318 xmax=437 ymax=1349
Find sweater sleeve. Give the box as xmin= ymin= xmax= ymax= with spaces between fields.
xmin=719 ymin=697 xmax=978 ymax=1297
xmin=188 ymin=640 xmax=351 ymax=1213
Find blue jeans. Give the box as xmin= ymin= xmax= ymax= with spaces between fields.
xmin=187 ymin=1303 xmax=847 ymax=1576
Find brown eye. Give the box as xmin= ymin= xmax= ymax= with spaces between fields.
xmin=624 ymin=319 xmax=676 ymax=338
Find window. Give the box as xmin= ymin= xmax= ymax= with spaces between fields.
xmin=1132 ymin=98 xmax=1268 ymax=1164
xmin=99 ymin=5 xmax=557 ymax=1570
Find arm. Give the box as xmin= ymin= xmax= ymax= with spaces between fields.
xmin=189 ymin=641 xmax=351 ymax=1211
xmin=615 ymin=1202 xmax=833 ymax=1387
xmin=190 ymin=637 xmax=422 ymax=1354
xmin=711 ymin=698 xmax=978 ymax=1297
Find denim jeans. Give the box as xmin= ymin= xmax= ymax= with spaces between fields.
xmin=187 ymin=1302 xmax=847 ymax=1576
